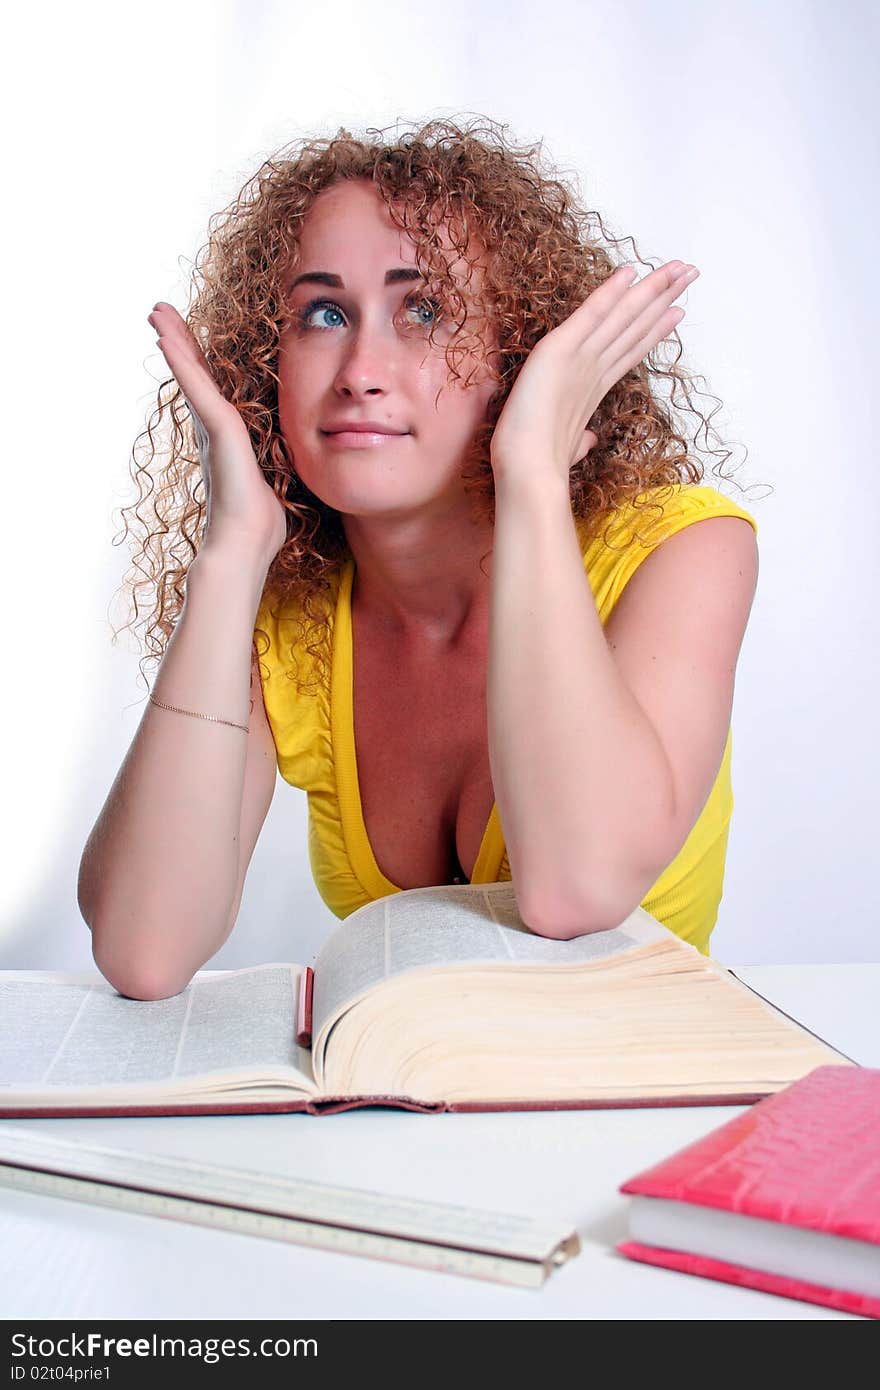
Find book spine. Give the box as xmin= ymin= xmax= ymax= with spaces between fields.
xmin=0 ymin=1100 xmax=316 ymax=1118
xmin=296 ymin=966 xmax=314 ymax=1048
xmin=0 ymin=1095 xmax=448 ymax=1119
xmin=445 ymin=1091 xmax=774 ymax=1112
xmin=617 ymin=1240 xmax=880 ymax=1319
xmin=0 ymin=1090 xmax=779 ymax=1120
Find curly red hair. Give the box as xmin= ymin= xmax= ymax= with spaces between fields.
xmin=112 ymin=114 xmax=765 ymax=697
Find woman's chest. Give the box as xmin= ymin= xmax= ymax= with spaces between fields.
xmin=351 ymin=622 xmax=495 ymax=889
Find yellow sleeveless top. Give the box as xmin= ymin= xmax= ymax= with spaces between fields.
xmin=255 ymin=483 xmax=758 ymax=954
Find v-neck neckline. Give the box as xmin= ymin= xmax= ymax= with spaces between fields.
xmin=331 ymin=556 xmax=503 ymax=899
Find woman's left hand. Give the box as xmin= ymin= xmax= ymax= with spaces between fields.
xmin=489 ymin=259 xmax=700 ymax=485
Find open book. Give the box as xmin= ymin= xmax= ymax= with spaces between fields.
xmin=1 ymin=883 xmax=852 ymax=1117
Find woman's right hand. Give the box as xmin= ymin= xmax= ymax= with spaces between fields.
xmin=148 ymin=302 xmax=289 ymax=564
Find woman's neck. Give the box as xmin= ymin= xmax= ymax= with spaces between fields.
xmin=344 ymin=502 xmax=494 ymax=648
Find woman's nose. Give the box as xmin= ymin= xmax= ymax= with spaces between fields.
xmin=333 ymin=318 xmax=401 ymax=395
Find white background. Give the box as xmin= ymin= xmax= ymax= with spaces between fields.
xmin=1 ymin=0 xmax=877 ymax=970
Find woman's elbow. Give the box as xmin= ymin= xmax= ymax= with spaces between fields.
xmin=91 ymin=940 xmax=192 ymax=1002
xmin=515 ymin=889 xmax=615 ymax=940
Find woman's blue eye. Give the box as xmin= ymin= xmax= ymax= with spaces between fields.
xmin=299 ymin=300 xmax=345 ymax=330
xmin=297 ymin=296 xmax=440 ymax=331
xmin=409 ymin=296 xmax=440 ymax=325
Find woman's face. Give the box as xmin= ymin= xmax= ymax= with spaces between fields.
xmin=277 ymin=178 xmax=499 ymax=519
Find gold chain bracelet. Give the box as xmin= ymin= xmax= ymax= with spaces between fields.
xmin=149 ymin=693 xmax=249 ymax=733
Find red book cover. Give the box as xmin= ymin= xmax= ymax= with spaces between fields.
xmin=617 ymin=1065 xmax=880 ymax=1318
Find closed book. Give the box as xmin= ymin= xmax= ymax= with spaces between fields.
xmin=1 ymin=883 xmax=851 ymax=1118
xmin=618 ymin=1065 xmax=880 ymax=1318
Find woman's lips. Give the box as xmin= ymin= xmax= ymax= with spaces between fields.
xmin=321 ymin=430 xmax=410 ymax=448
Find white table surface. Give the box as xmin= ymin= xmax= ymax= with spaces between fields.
xmin=1 ymin=964 xmax=876 ymax=1322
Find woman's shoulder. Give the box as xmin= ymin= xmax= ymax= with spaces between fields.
xmin=575 ymin=482 xmax=758 ymax=619
xmin=578 ymin=481 xmax=757 ymax=547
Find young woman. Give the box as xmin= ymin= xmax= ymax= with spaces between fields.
xmin=78 ymin=117 xmax=759 ymax=1000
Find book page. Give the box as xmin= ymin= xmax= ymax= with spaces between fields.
xmin=312 ymin=882 xmax=672 ymax=1049
xmin=0 ymin=964 xmax=316 ymax=1102
xmin=627 ymin=1196 xmax=880 ymax=1301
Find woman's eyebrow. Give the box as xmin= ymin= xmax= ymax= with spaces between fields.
xmin=289 ymin=268 xmax=423 ymax=290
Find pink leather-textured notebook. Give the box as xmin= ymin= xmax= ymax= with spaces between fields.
xmin=618 ymin=1065 xmax=880 ymax=1318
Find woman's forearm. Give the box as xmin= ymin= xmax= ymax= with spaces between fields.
xmin=78 ymin=543 xmax=272 ymax=997
xmin=487 ymin=474 xmax=677 ymax=937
